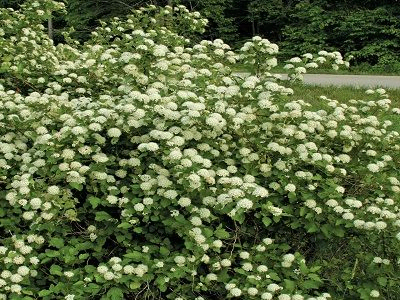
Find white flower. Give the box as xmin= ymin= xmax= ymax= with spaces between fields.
xmin=237 ymin=198 xmax=253 ymax=209
xmin=257 ymin=265 xmax=268 ymax=272
xmin=220 ymin=259 xmax=231 ymax=267
xmin=164 ymin=190 xmax=178 ymax=199
xmin=370 ymin=290 xmax=380 ymax=298
xmin=289 ymin=57 xmax=302 ymax=63
xmin=283 ymin=253 xmax=295 ymax=262
xmin=242 ymin=262 xmax=253 ymax=271
xmin=230 ymin=287 xmax=242 ymax=297
xmin=47 ymin=185 xmax=60 ymax=195
xmin=147 ymin=142 xmax=159 ymax=151
xmin=17 ymin=266 xmax=29 ymax=276
xmin=30 ymin=198 xmax=42 ymax=209
xmin=93 ymin=153 xmax=109 ymax=163
xmin=143 ymin=198 xmax=153 ymax=205
xmin=190 ymin=217 xmax=202 ymax=226
xmin=107 ymin=128 xmax=122 ymax=138
xmin=206 ymin=273 xmax=218 ymax=281
xmin=284 ymin=183 xmax=296 ymax=192
xmin=342 ymin=212 xmax=354 ymax=220
xmin=103 ymin=272 xmax=115 ymax=280
xmin=305 ymin=199 xmax=316 ymax=208
xmin=239 ymin=251 xmax=250 ymax=259
xmin=106 ymin=195 xmax=118 ymax=205
xmin=97 ymin=266 xmax=108 ymax=274
xmin=178 ymin=197 xmax=191 ymax=207
xmin=247 ymin=287 xmax=258 ymax=296
xmin=336 ymin=186 xmax=345 ymax=193
xmin=123 ymin=265 xmax=135 ymax=274
xmin=10 ymin=274 xmax=23 ymax=283
xmin=375 ymin=221 xmax=387 ymax=230
xmin=10 ymin=284 xmax=22 ymax=294
xmin=64 ymin=271 xmax=74 ymax=278
xmin=174 ymin=256 xmax=186 ymax=265
xmin=30 ymin=257 xmax=39 ymax=265
xmin=153 ymin=45 xmax=168 ymax=56
xmin=198 ymin=208 xmax=210 ymax=219
xmin=267 ymin=283 xmax=281 ymax=292
xmin=225 ymin=283 xmax=236 ymax=290
xmin=205 ymin=236 xmax=220 ymax=248
xmin=367 ymin=163 xmax=379 ymax=172
xmin=261 ymin=292 xmax=273 ymax=300
xmin=134 ymin=203 xmax=145 ymax=212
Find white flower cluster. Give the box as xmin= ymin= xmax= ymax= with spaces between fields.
xmin=97 ymin=257 xmax=148 ymax=280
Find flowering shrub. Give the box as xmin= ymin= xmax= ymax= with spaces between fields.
xmin=1 ymin=1 xmax=400 ymax=299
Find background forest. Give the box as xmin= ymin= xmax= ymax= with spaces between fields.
xmin=2 ymin=0 xmax=400 ymax=72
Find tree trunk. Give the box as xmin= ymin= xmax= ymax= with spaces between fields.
xmin=48 ymin=15 xmax=54 ymax=40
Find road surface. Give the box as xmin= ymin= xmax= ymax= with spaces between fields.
xmin=236 ymin=73 xmax=400 ymax=89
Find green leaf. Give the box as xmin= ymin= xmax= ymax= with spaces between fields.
xmin=49 ymin=264 xmax=63 ymax=276
xmin=301 ymin=279 xmax=320 ymax=289
xmin=106 ymin=287 xmax=124 ymax=300
xmin=284 ymin=279 xmax=296 ymax=292
xmin=88 ymin=196 xmax=101 ymax=208
xmin=203 ymin=227 xmax=213 ymax=237
xmin=332 ymin=226 xmax=345 ymax=237
xmin=268 ymin=271 xmax=280 ymax=281
xmin=299 ymin=207 xmax=307 ymax=217
xmin=49 ymin=237 xmax=64 ymax=248
xmin=377 ymin=276 xmax=387 ymax=286
xmin=45 ymin=250 xmax=60 ymax=258
xmin=117 ymin=222 xmax=132 ymax=229
xmin=288 ymin=192 xmax=296 ymax=201
xmin=262 ymin=217 xmax=272 ymax=227
xmin=214 ymin=228 xmax=230 ymax=239
xmin=95 ymin=211 xmax=112 ymax=221
xmin=299 ymin=263 xmax=309 ymax=274
xmin=321 ymin=224 xmax=332 ymax=238
xmin=160 ymin=246 xmax=170 ymax=257
xmin=22 ymin=290 xmax=34 ymax=296
xmin=124 ymin=251 xmax=142 ymax=261
xmin=308 ymin=273 xmax=322 ymax=282
xmin=38 ymin=290 xmax=52 ymax=297
xmin=79 ymin=253 xmax=89 ymax=260
xmin=129 ymin=282 xmax=142 ymax=290
xmin=150 ymin=215 xmax=159 ymax=221
xmin=69 ymin=182 xmax=83 ymax=191
xmin=306 ymin=223 xmax=319 ymax=233
xmin=133 ymin=227 xmax=142 ymax=233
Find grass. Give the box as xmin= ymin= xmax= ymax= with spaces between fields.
xmin=286 ymin=83 xmax=400 ymax=106
xmin=273 ymin=65 xmax=400 ymax=76
xmin=233 ymin=64 xmax=400 ymax=76
xmin=285 ymin=82 xmax=400 ymax=131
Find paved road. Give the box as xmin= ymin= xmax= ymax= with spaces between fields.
xmin=236 ymin=73 xmax=400 ymax=89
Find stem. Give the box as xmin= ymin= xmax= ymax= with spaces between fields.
xmin=48 ymin=14 xmax=53 ymax=40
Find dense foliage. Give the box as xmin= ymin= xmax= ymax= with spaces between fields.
xmin=1 ymin=1 xmax=400 ymax=300
xmin=2 ymin=0 xmax=400 ymax=71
